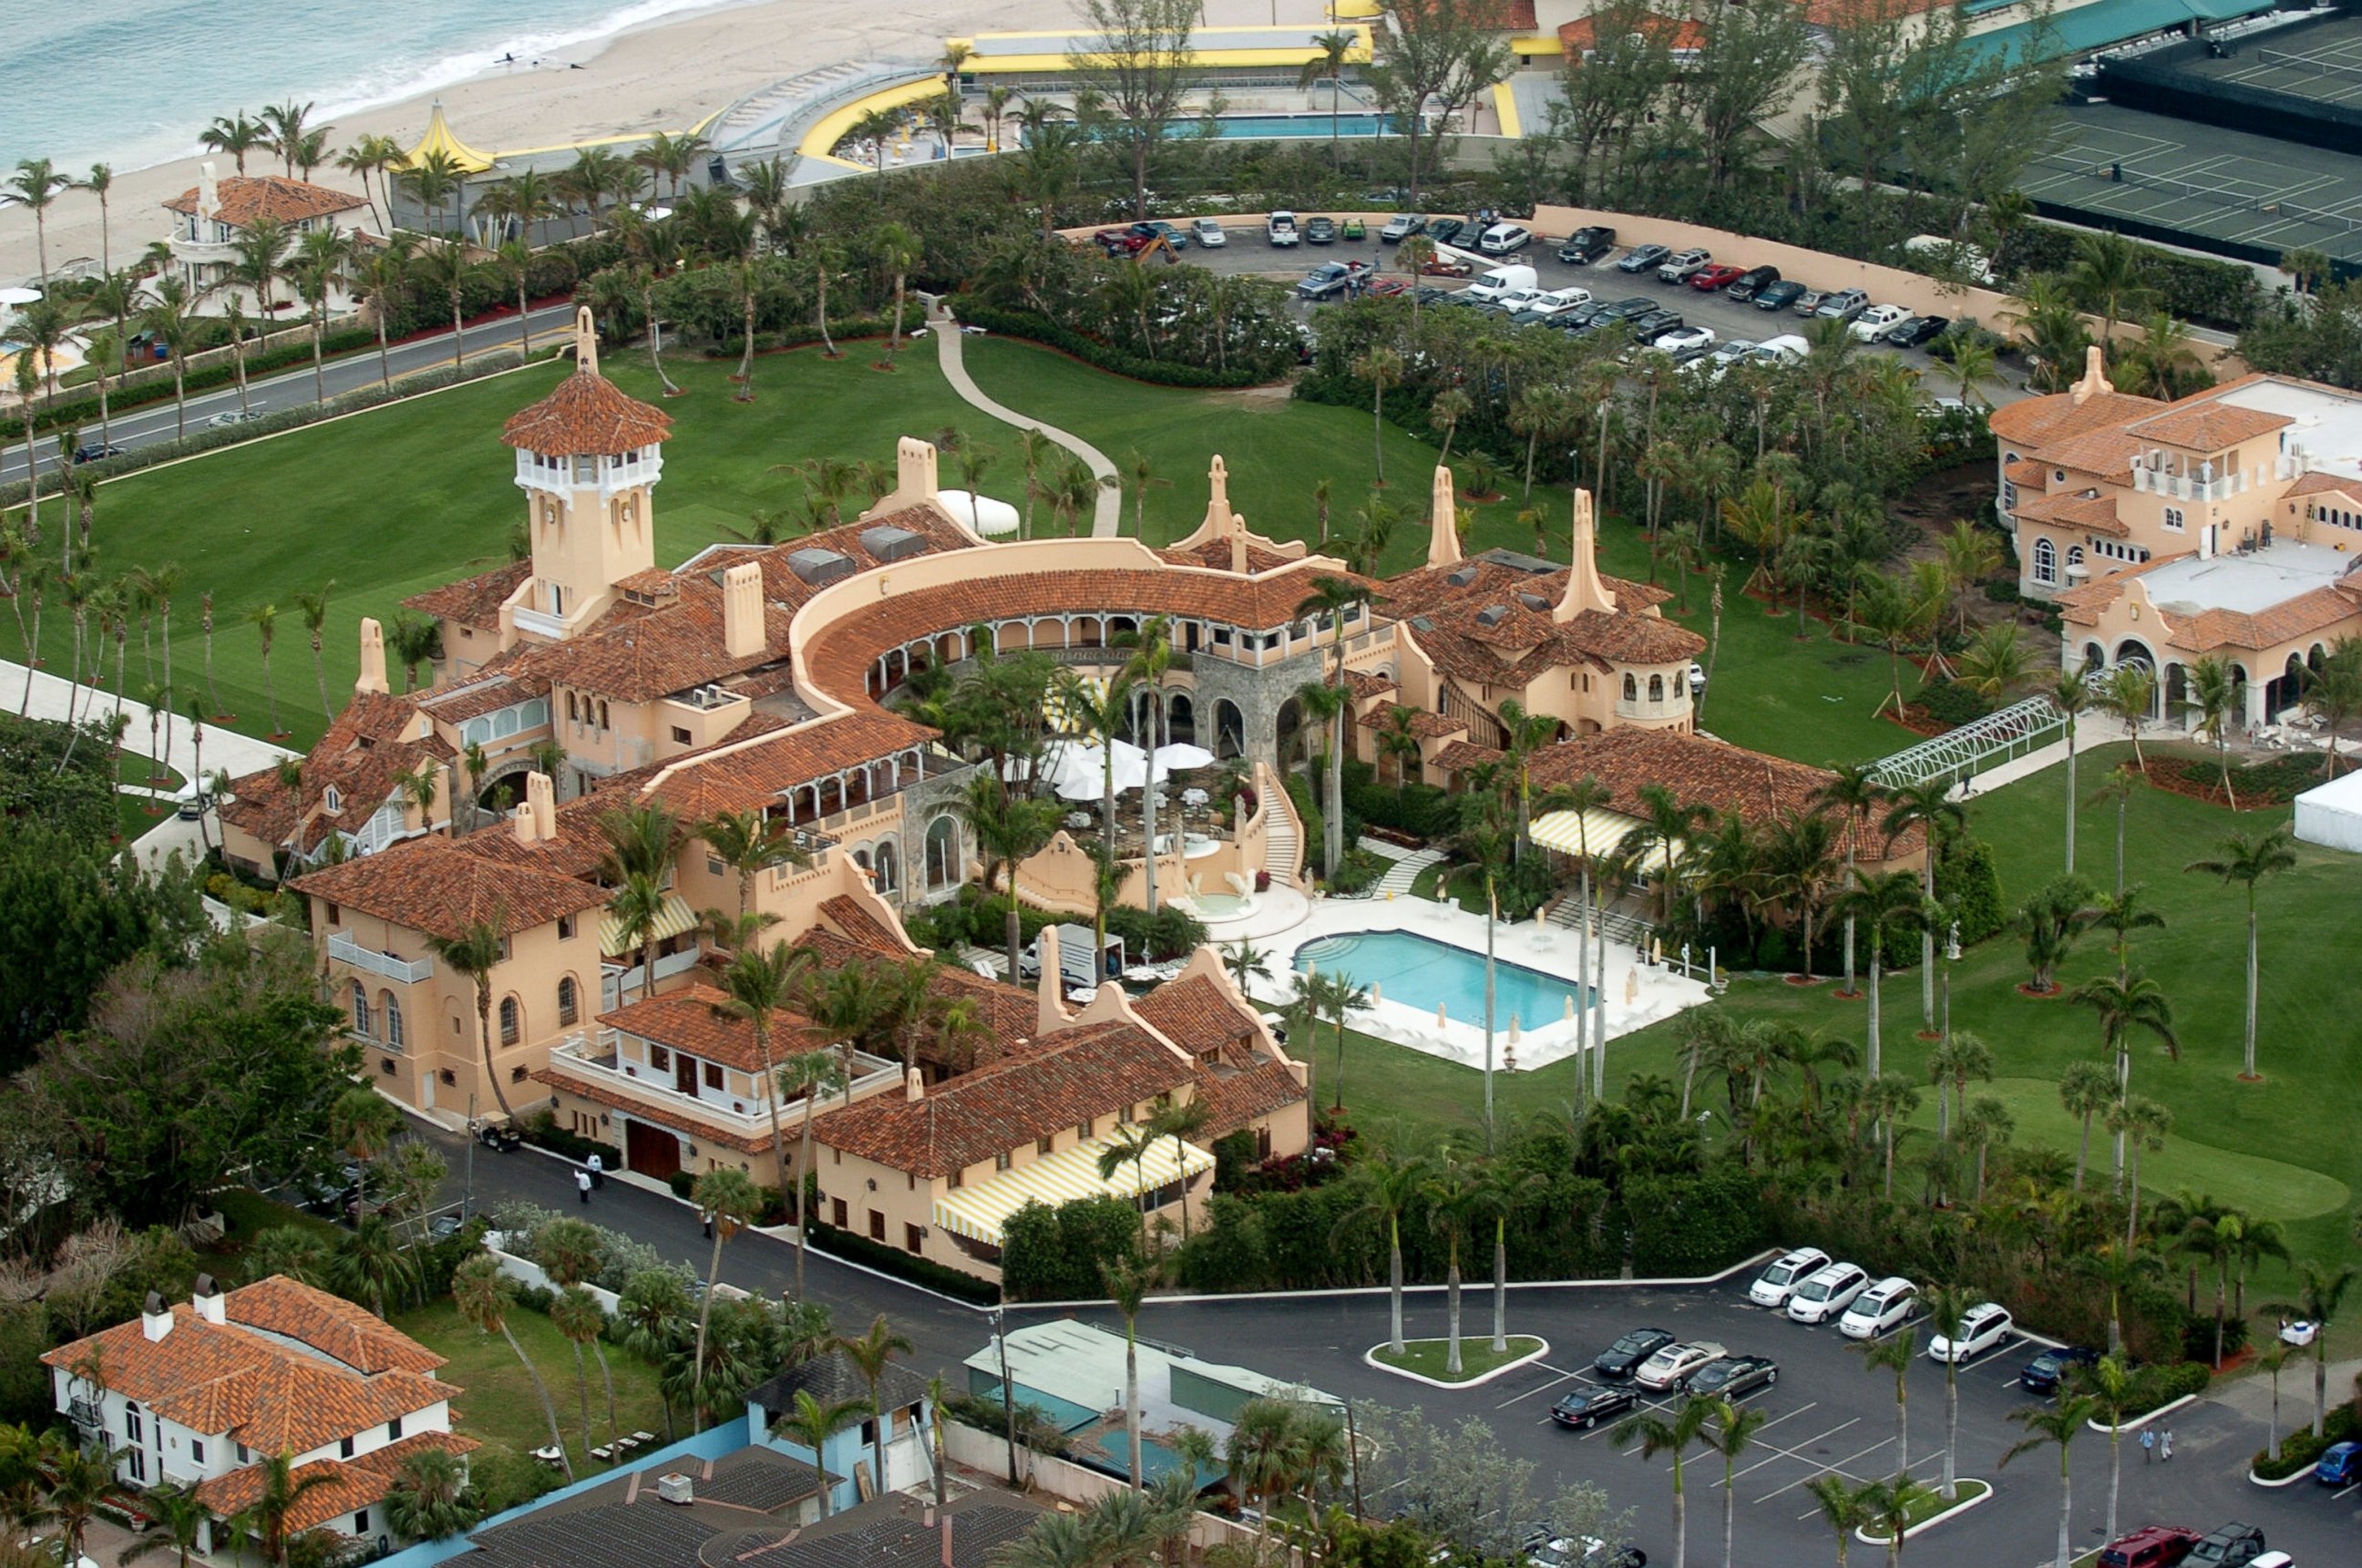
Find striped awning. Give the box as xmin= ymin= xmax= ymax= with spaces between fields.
xmin=1530 ymin=806 xmax=1681 ymax=875
xmin=932 ymin=1131 xmax=1214 ymax=1245
xmin=599 ymin=892 xmax=698 ymax=957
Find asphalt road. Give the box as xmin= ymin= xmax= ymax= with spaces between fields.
xmin=416 ymin=1120 xmax=2357 ymax=1567
xmin=4 ymin=302 xmax=580 ymax=487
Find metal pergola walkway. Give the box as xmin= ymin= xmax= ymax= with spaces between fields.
xmin=1867 ymin=694 xmax=2067 ymax=790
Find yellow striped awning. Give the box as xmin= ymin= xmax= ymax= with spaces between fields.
xmin=1530 ymin=806 xmax=1680 ymax=874
xmin=933 ymin=1131 xmax=1215 ymax=1245
xmin=1044 ymin=674 xmax=1110 ymax=735
xmin=600 ymin=892 xmax=698 ymax=956
xmin=401 ymin=100 xmax=496 ymax=174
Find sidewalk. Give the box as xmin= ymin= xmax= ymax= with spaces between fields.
xmin=2 ymin=655 xmax=297 ymax=780
xmin=928 ymin=305 xmax=1124 ymax=537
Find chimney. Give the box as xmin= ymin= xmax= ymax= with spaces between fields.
xmin=573 ymin=303 xmax=600 ymax=377
xmin=527 ymin=770 xmax=557 ymax=842
xmin=898 ymin=436 xmax=939 ymax=501
xmin=140 ymin=1291 xmax=173 ymax=1343
xmin=354 ymin=617 xmax=388 ymax=696
xmin=1425 ymin=464 xmax=1462 ymax=569
xmin=1200 ymin=455 xmax=1235 ymax=538
xmin=2070 ymin=343 xmax=2114 ymax=406
xmin=722 ymin=561 xmax=765 ymax=659
xmin=1555 ymin=487 xmax=1618 ymax=621
xmin=904 ymin=1067 xmax=925 ymax=1103
xmin=192 ymin=1274 xmax=226 ymax=1326
xmin=197 ymin=160 xmax=219 ymax=224
xmin=511 ymin=802 xmax=537 ymax=845
xmin=1036 ymin=925 xmax=1069 ymax=1032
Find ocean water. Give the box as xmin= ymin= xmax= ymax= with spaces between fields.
xmin=1 ymin=0 xmax=745 ymax=176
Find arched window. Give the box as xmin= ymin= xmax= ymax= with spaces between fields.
xmin=351 ymin=981 xmax=371 ymax=1039
xmin=2066 ymin=545 xmax=2085 ymax=569
xmin=1648 ymin=674 xmax=1665 ymax=702
xmin=874 ymin=839 xmax=901 ymax=895
xmin=558 ymin=976 xmax=579 ymax=1028
xmin=498 ymin=997 xmax=520 ymax=1047
xmin=1622 ymin=673 xmax=1638 ymax=702
xmin=1673 ymin=671 xmax=1687 ymax=697
xmin=925 ymin=816 xmax=961 ymax=891
xmin=383 ymin=991 xmax=404 ymax=1050
xmin=2031 ymin=538 xmax=2056 ymax=585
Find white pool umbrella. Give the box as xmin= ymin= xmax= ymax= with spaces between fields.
xmin=1153 ymin=742 xmax=1216 ymax=774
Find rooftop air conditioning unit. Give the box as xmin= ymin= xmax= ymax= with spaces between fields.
xmin=655 ymin=1473 xmax=694 ymax=1505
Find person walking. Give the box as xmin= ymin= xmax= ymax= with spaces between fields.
xmin=700 ymin=1206 xmax=714 ymax=1240
xmin=587 ymin=1151 xmax=605 ymax=1190
xmin=2161 ymin=1429 xmax=2173 ymax=1461
xmin=576 ymin=1166 xmax=593 ymax=1204
xmin=2140 ymin=1427 xmax=2156 ymax=1463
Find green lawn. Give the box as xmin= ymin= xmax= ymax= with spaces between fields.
xmin=1862 ymin=1478 xmax=1991 ymax=1540
xmin=1369 ymin=1334 xmax=1545 ymax=1382
xmin=393 ymin=1298 xmax=673 ymax=1473
xmin=15 ymin=348 xmax=1014 ymax=751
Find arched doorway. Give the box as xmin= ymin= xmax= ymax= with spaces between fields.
xmin=873 ymin=838 xmax=901 ymax=897
xmin=1214 ymin=699 xmax=1246 ymax=760
xmin=924 ymin=816 xmax=961 ymax=892
xmin=2113 ymin=640 xmax=2162 ymax=717
xmin=1166 ymin=692 xmax=1196 ymax=745
xmin=1275 ymin=696 xmax=1306 ymax=768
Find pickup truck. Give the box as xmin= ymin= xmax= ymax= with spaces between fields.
xmin=1266 ymin=210 xmax=1300 ymax=246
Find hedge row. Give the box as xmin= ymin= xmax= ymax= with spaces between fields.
xmin=4 ymin=327 xmax=381 ymax=442
xmin=950 ymin=300 xmax=1286 ymax=389
xmin=810 ymin=1217 xmax=1001 ymax=1304
xmin=2252 ymin=1401 xmax=2356 ymax=1481
xmin=2001 ymin=219 xmax=2264 ymax=332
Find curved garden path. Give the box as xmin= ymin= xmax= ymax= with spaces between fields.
xmin=928 ymin=302 xmax=1123 ymax=538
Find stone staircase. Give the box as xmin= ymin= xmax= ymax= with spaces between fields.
xmin=1263 ymin=814 xmax=1299 ymax=886
xmin=1548 ymin=890 xmax=1652 ymax=948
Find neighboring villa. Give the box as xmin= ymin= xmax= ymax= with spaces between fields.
xmin=44 ymin=1276 xmax=470 ymax=1553
xmin=1992 ymin=349 xmax=2362 ymax=727
xmin=159 ymin=161 xmax=372 ymax=315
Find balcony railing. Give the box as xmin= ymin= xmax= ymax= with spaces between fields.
xmin=549 ymin=1029 xmax=901 ymax=1133
xmin=1615 ymin=697 xmax=1691 ymax=723
xmin=328 ymin=933 xmax=434 ymax=984
xmin=600 ymin=948 xmax=701 ymax=1011
xmin=511 ymin=604 xmax=566 ymax=640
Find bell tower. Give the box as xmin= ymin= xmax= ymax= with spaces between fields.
xmin=499 ymin=307 xmax=674 ymax=641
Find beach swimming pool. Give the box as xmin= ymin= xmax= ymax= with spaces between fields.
xmin=1294 ymin=930 xmax=1592 ymax=1027
xmin=1210 ymin=112 xmax=1397 ymax=138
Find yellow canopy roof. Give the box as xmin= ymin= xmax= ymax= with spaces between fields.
xmin=933 ymin=1131 xmax=1213 ymax=1245
xmin=600 ymin=892 xmax=698 ymax=957
xmin=1530 ymin=806 xmax=1680 ymax=874
xmin=403 ymin=99 xmax=495 ymax=175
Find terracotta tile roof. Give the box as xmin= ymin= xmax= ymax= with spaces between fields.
xmin=1988 ymin=390 xmax=2162 ymax=450
xmin=793 ymin=926 xmax=1035 ymax=1061
xmin=195 ymin=1432 xmax=479 ymax=1533
xmin=1156 ymin=538 xmax=1307 ymax=573
xmin=416 ymin=671 xmax=551 ymax=723
xmin=1523 ymin=728 xmax=1923 ymax=865
xmin=2039 ymin=428 xmax=2144 ymax=485
xmin=2003 ymin=458 xmax=2048 ymax=486
xmin=639 ymin=711 xmax=940 ymax=817
xmin=1344 ymin=669 xmax=1397 ymax=699
xmin=1194 ymin=1058 xmax=1304 ymax=1132
xmin=447 ymin=794 xmax=612 ymax=879
xmin=507 ymin=576 xmax=793 ymax=704
xmin=2165 ymin=585 xmax=2362 ymax=653
xmin=216 ymin=690 xmax=454 ymax=858
xmin=2051 ymin=553 xmax=2186 ymax=626
xmin=533 ymin=1063 xmax=771 ymax=1153
xmin=2014 ymin=489 xmax=2128 ymax=538
xmin=292 ymin=834 xmax=609 ymax=941
xmin=1799 ymin=0 xmax=1945 ymax=27
xmin=224 ymin=1276 xmax=445 ymax=1375
xmin=1360 ymin=708 xmax=1465 ymax=739
xmin=600 ymin=982 xmax=824 ymax=1074
xmin=1557 ymin=12 xmax=1705 ymax=52
xmin=501 ymin=368 xmax=673 ymax=456
xmin=403 ymin=562 xmax=531 ymax=634
xmin=2286 ymin=471 xmax=2362 ymax=502
xmin=1135 ymin=976 xmax=1258 ymax=1061
xmin=2127 ymin=400 xmax=2290 ymax=453
xmin=810 ymin=1020 xmax=1193 ymax=1178
xmin=1432 ymin=739 xmax=1508 ymax=770
xmin=1385 ymin=555 xmax=1700 ymax=686
xmin=164 ymin=176 xmax=367 ymax=227
xmin=816 ymin=893 xmax=917 ymax=957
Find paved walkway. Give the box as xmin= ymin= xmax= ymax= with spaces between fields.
xmin=1360 ymin=835 xmax=1447 ymax=897
xmin=5 ymin=655 xmax=297 ymax=780
xmin=928 ymin=304 xmax=1123 ymax=538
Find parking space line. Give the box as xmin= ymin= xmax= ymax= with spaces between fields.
xmin=1496 ymin=1369 xmax=1578 ymax=1409
xmin=1726 ymin=1417 xmax=1860 ymax=1482
xmin=2336 ymin=1480 xmax=2358 ymax=1500
xmin=1751 ymin=1432 xmax=1895 ymax=1502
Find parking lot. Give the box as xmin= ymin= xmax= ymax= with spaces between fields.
xmin=1178 ymin=216 xmax=1967 ymax=384
xmin=1022 ymin=1270 xmax=2362 ymax=1568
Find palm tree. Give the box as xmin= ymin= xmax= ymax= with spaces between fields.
xmin=2181 ymin=653 xmax=2244 ymax=805
xmin=538 ymin=1220 xmax=618 ymax=1443
xmin=381 ymin=1446 xmax=477 ymax=1542
xmin=1097 ymin=1256 xmax=1156 ymax=1491
xmin=1611 ymin=1397 xmax=1714 ymax=1568
xmin=1883 ymin=779 xmax=1962 ymax=1030
xmin=2068 ymin=231 xmax=2158 ymax=343
xmin=1297 ymin=29 xmax=1359 ymax=166
xmin=948 ymin=771 xmax=1062 ymax=979
xmin=424 ymin=916 xmax=510 ymax=1118
xmin=1115 ymin=615 xmax=1177 ymax=911
xmin=200 ymin=112 xmax=265 ymax=175
xmin=245 ymin=1225 xmax=328 ymax=1285
xmin=2102 ymin=663 xmax=2157 ymax=772
xmin=2082 ymin=1352 xmax=2140 ymax=1544
xmin=2184 ymin=826 xmax=2296 ymax=1082
xmin=549 ymin=1285 xmax=607 ymax=1458
xmin=836 ymin=1314 xmax=915 ymax=1498
xmin=1856 ymin=1325 xmax=1918 ymax=1483
xmin=1835 ymin=870 xmax=1926 ymax=1077
xmin=1353 ymin=347 xmax=1402 ymax=484
xmin=1147 ymin=1096 xmax=1210 ymax=1237
xmin=290 ymin=579 xmax=335 ymax=717
xmin=689 ymin=1167 xmax=762 ymax=1419
xmin=2070 ymin=968 xmax=2177 ymax=1176
xmin=247 ymin=601 xmax=283 ymax=736
xmin=142 ymin=277 xmax=198 ymax=439
xmin=224 ymin=1450 xmax=334 ymax=1567
xmin=1813 ymin=764 xmax=1885 ymax=997
xmin=2106 ymin=1095 xmax=2174 ymax=1243
xmin=1701 ymin=1399 xmax=1768 ymax=1568
xmin=1805 ymin=1474 xmax=1875 ymax=1568
xmin=328 ymin=1214 xmax=420 ymax=1318
xmin=774 ymin=1390 xmax=866 ymax=1516
xmin=714 ymin=939 xmax=809 ymax=1179
xmin=1336 ymin=1152 xmax=1429 ymax=1354
xmin=2263 ymin=1259 xmax=2357 ymax=1437
xmin=1916 ymin=1283 xmax=1974 ymax=1501
xmin=115 ymin=1481 xmax=209 ymax=1568
xmin=452 ymin=1254 xmax=572 ymax=1479
xmin=2255 ymin=1339 xmax=2295 ymax=1463
xmin=1420 ymin=1155 xmax=1496 ymax=1377
xmin=8 ymin=159 xmax=74 ymax=283
xmin=2003 ymin=1389 xmax=2099 ymax=1568
xmin=616 ymin=1269 xmax=693 ymax=1440
xmin=874 ymin=221 xmax=920 ymax=364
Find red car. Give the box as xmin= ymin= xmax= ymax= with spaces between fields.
xmin=1419 ymin=256 xmax=1473 ymax=277
xmin=1689 ymin=263 xmax=1746 ymax=292
xmin=2095 ymin=1525 xmax=2202 ymax=1568
xmin=1368 ymin=276 xmax=1412 ymax=297
xmin=1093 ymin=227 xmax=1148 ymax=255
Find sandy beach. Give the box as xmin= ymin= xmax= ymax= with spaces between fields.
xmin=0 ymin=0 xmax=1105 ymax=284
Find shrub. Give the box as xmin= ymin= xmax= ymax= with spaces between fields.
xmin=2170 ymin=751 xmax=2327 ymax=805
xmin=1285 ymin=774 xmax=1328 ymax=877
xmin=515 ymin=1111 xmax=621 ymax=1170
xmin=2251 ymin=1402 xmax=2357 ymax=1481
xmin=1999 ymin=222 xmax=2262 ymax=332
xmin=806 ymin=1218 xmax=1000 ymax=1305
xmin=1916 ymin=680 xmax=1995 ymax=728
xmin=1106 ymin=903 xmax=1211 ymax=961
xmin=1938 ymin=837 xmax=2006 ymax=945
xmin=1625 ymin=1165 xmax=1768 ymax=1276
xmin=667 ymin=1170 xmax=697 ymax=1200
xmin=950 ymin=300 xmax=1290 ymax=388
xmin=1001 ymin=1194 xmax=1141 ymax=1301
xmin=1328 ymin=847 xmax=1387 ymax=896
xmin=1343 ymin=759 xmax=1457 ymax=841
xmin=2111 ymin=1358 xmax=2211 ymax=1420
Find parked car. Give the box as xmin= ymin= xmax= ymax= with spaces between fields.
xmin=73 ymin=442 xmax=129 ymax=464
xmin=1420 ymin=255 xmax=1473 ymax=277
xmin=1523 ymin=286 xmax=1594 ymax=318
xmin=1927 ymin=1302 xmax=2014 ymax=1363
xmin=1427 ymin=217 xmax=1466 ymax=246
xmin=1381 ymin=213 xmax=1428 ymax=241
xmin=1850 ymin=303 xmax=1911 ymax=342
xmin=2096 ymin=1525 xmax=2203 ymax=1568
xmin=2185 ymin=1524 xmax=2268 ymax=1567
xmin=1634 ymin=1339 xmax=1726 ymax=1391
xmin=1791 ymin=288 xmax=1831 ymax=316
xmin=1305 ymin=216 xmax=1337 ymax=244
xmin=1525 ymin=1532 xmax=1646 ymax=1568
xmin=1479 ymin=222 xmax=1533 ymax=254
xmin=2019 ymin=1345 xmax=2100 ymax=1396
xmin=1266 ymin=210 xmax=1299 ymax=246
xmin=1550 ymin=1385 xmax=1639 ymax=1430
xmin=1593 ymin=1327 xmax=1676 ymax=1380
xmin=1685 ymin=1354 xmax=1777 ymax=1399
xmin=1616 ymin=243 xmax=1671 ymax=274
xmin=1726 ymin=264 xmax=1782 ymax=301
xmin=1839 ymin=1276 xmax=1920 ymax=1338
xmin=1657 ymin=248 xmax=1712 ymax=282
xmin=1593 ymin=295 xmax=1657 ymax=321
xmin=1754 ymin=279 xmax=1805 ymax=312
xmin=1689 ymin=661 xmax=1707 ymax=692
xmin=206 ymin=407 xmax=267 ymax=426
xmin=1190 ymin=217 xmax=1227 ymax=248
xmin=1558 ymin=225 xmax=1616 ymax=263
xmin=1651 ymin=325 xmax=1714 ymax=354
xmin=1883 ymin=313 xmax=1950 ymax=347
xmin=1341 ymin=217 xmax=1366 ymax=241
xmin=1815 ymin=288 xmax=1872 ymax=322
xmin=1132 ymin=220 xmax=1188 ymax=249
xmin=1785 ymin=1263 xmax=1871 ymax=1325
xmin=1627 ymin=306 xmax=1683 ymax=340
xmin=1296 ymin=261 xmax=1371 ymax=301
xmin=1368 ymin=276 xmax=1412 ymax=297
xmin=1754 ymin=334 xmax=1811 ymax=364
xmin=1689 ymin=263 xmax=1745 ymax=292
xmin=1093 ymin=226 xmax=1147 ymax=255
xmin=2316 ymin=1439 xmax=2361 ymax=1484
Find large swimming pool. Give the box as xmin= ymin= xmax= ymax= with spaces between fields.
xmin=1209 ymin=111 xmax=1397 ymax=138
xmin=1293 ymin=930 xmax=1592 ymax=1028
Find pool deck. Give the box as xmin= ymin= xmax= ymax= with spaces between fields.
xmin=1224 ymin=889 xmax=1709 ymax=1071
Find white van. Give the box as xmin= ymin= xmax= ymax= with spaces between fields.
xmin=1903 ymin=233 xmax=1994 ymax=286
xmin=1465 ymin=263 xmax=1539 ymax=303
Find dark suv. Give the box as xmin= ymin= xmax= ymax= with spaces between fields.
xmin=1592 ymin=1327 xmax=1674 ymax=1380
xmin=1557 ymin=225 xmax=1616 ymax=264
xmin=2184 ymin=1525 xmax=2266 ymax=1568
xmin=1725 ymin=264 xmax=1781 ymax=302
xmin=2019 ymin=1345 xmax=2100 ymax=1395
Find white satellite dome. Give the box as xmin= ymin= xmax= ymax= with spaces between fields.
xmin=938 ymin=488 xmax=1022 ymax=538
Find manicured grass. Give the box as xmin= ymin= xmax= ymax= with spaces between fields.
xmin=13 ymin=348 xmax=1013 ymax=751
xmin=393 ymin=1298 xmax=673 ymax=1472
xmin=1861 ymin=1478 xmax=1990 ymax=1540
xmin=1370 ymin=1334 xmax=1544 ymax=1382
